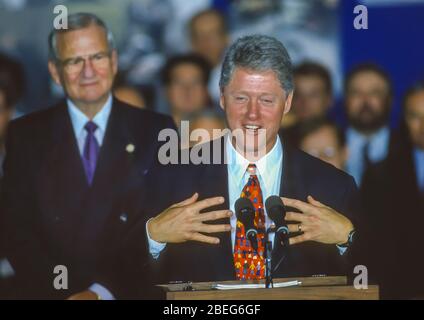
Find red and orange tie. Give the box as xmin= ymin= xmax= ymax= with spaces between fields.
xmin=233 ymin=164 xmax=266 ymax=280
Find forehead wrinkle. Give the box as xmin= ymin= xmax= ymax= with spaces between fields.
xmin=56 ymin=25 xmax=109 ymax=60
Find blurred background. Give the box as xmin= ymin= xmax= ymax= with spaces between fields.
xmin=0 ymin=0 xmax=422 ymax=120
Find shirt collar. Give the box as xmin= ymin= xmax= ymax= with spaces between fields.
xmin=414 ymin=147 xmax=424 ymax=168
xmin=347 ymin=126 xmax=389 ymax=145
xmin=67 ymin=94 xmax=113 ymax=137
xmin=226 ymin=134 xmax=283 ymax=189
xmin=347 ymin=126 xmax=390 ymax=159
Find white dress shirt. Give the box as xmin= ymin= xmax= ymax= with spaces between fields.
xmin=67 ymin=94 xmax=112 ymax=152
xmin=67 ymin=95 xmax=114 ymax=300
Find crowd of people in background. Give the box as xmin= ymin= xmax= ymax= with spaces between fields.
xmin=0 ymin=7 xmax=423 ymax=300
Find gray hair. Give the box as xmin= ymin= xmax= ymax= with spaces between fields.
xmin=48 ymin=12 xmax=115 ymax=62
xmin=219 ymin=34 xmax=293 ymax=93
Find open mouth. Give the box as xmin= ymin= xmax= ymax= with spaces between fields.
xmin=243 ymin=124 xmax=262 ymax=134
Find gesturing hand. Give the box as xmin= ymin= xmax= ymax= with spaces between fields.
xmin=147 ymin=193 xmax=232 ymax=245
xmin=282 ymin=195 xmax=354 ymax=246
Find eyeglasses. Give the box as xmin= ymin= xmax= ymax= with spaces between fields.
xmin=58 ymin=51 xmax=111 ymax=75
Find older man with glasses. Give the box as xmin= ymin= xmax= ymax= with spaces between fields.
xmin=0 ymin=12 xmax=175 ymax=299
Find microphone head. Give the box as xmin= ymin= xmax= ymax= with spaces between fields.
xmin=235 ymin=197 xmax=256 ymax=231
xmin=265 ymin=195 xmax=286 ymax=225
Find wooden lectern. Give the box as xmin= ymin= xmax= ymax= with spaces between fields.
xmin=158 ymin=276 xmax=379 ymax=300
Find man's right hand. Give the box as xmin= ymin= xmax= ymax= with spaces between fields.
xmin=147 ymin=193 xmax=232 ymax=244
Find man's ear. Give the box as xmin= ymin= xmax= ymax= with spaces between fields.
xmin=48 ymin=60 xmax=62 ymax=86
xmin=283 ymin=90 xmax=294 ymax=115
xmin=219 ymin=90 xmax=225 ymax=111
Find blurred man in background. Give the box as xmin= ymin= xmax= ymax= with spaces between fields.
xmin=161 ymin=53 xmax=212 ymax=127
xmin=281 ymin=61 xmax=334 ymax=145
xmin=297 ymin=118 xmax=347 ymax=171
xmin=291 ymin=62 xmax=333 ymax=124
xmin=113 ymin=85 xmax=145 ymax=109
xmin=113 ymin=71 xmax=146 ymax=109
xmin=344 ymin=63 xmax=397 ymax=186
xmin=187 ymin=109 xmax=226 ymax=147
xmin=189 ymin=9 xmax=230 ymax=105
xmin=360 ymin=81 xmax=424 ymax=299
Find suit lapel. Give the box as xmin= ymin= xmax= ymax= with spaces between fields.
xmin=37 ymin=102 xmax=90 ymax=249
xmin=91 ymin=99 xmax=133 ymax=189
xmin=50 ymin=102 xmax=89 ymax=192
xmin=272 ymin=143 xmax=306 ymax=275
xmin=196 ymin=137 xmax=235 ymax=280
xmin=93 ymin=99 xmax=154 ymax=188
xmin=79 ymin=99 xmax=152 ymax=244
xmin=280 ymin=143 xmax=303 ymax=200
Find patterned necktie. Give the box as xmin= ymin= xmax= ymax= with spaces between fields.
xmin=233 ymin=164 xmax=266 ymax=280
xmin=82 ymin=121 xmax=99 ymax=185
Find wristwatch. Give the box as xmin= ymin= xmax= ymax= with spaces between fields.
xmin=338 ymin=229 xmax=356 ymax=248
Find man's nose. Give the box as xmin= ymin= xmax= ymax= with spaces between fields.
xmin=246 ymin=99 xmax=260 ymax=121
xmin=81 ymin=58 xmax=95 ymax=78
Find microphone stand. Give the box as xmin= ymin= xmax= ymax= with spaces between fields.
xmin=264 ymin=228 xmax=274 ymax=289
xmin=264 ymin=226 xmax=290 ymax=288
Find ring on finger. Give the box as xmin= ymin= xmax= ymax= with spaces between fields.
xmin=298 ymin=224 xmax=302 ymax=232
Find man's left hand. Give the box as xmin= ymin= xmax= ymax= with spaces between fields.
xmin=282 ymin=195 xmax=354 ymax=246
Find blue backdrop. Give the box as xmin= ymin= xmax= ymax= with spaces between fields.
xmin=340 ymin=0 xmax=424 ymax=128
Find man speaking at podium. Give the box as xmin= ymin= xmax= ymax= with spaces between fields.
xmin=125 ymin=35 xmax=359 ymax=297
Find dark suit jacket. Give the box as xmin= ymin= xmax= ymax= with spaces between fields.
xmin=0 ymin=98 xmax=175 ymax=299
xmin=0 ymin=172 xmax=3 ymax=258
xmin=125 ymin=136 xmax=360 ymax=298
xmin=361 ymin=145 xmax=424 ymax=299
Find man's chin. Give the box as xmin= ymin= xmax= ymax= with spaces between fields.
xmin=73 ymin=93 xmax=109 ymax=105
xmin=350 ymin=118 xmax=387 ymax=133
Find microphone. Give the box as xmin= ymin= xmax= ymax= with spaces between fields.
xmin=235 ymin=197 xmax=258 ymax=251
xmin=265 ymin=196 xmax=289 ymax=245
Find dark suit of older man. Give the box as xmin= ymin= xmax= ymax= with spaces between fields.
xmin=1 ymin=98 xmax=175 ymax=299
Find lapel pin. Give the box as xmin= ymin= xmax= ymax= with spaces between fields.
xmin=119 ymin=213 xmax=128 ymax=223
xmin=126 ymin=143 xmax=135 ymax=153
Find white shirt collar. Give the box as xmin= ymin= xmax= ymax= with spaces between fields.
xmin=347 ymin=126 xmax=389 ymax=145
xmin=67 ymin=94 xmax=113 ymax=140
xmin=347 ymin=126 xmax=390 ymax=159
xmin=226 ymin=134 xmax=283 ymax=192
